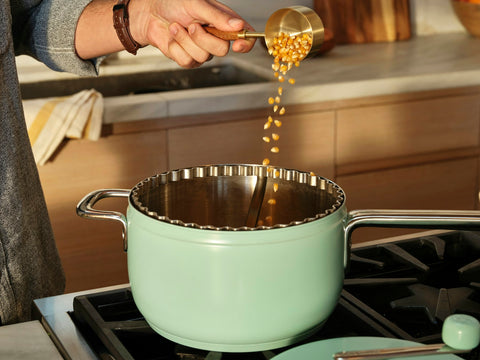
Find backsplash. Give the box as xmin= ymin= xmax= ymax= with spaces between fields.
xmin=221 ymin=0 xmax=314 ymax=32
xmin=410 ymin=0 xmax=464 ymax=35
xmin=222 ymin=0 xmax=464 ymax=36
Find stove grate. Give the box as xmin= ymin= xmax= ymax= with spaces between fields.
xmin=71 ymin=231 xmax=480 ymax=360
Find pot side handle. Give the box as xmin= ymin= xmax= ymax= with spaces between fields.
xmin=344 ymin=209 xmax=480 ymax=268
xmin=76 ymin=189 xmax=130 ymax=251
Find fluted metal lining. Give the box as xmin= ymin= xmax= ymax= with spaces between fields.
xmin=130 ymin=164 xmax=345 ymax=230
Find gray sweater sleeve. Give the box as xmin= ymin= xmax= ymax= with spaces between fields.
xmin=12 ymin=0 xmax=104 ymax=76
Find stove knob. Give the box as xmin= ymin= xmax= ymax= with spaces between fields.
xmin=442 ymin=314 xmax=480 ymax=351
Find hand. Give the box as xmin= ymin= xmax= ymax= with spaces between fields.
xmin=130 ymin=0 xmax=256 ymax=68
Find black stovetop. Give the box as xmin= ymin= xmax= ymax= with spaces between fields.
xmin=71 ymin=231 xmax=480 ymax=360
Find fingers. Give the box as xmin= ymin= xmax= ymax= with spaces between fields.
xmin=145 ymin=0 xmax=256 ymax=68
xmin=202 ymin=1 xmax=256 ymax=53
xmin=191 ymin=0 xmax=246 ymax=32
xmin=145 ymin=20 xmax=197 ymax=68
xmin=187 ymin=23 xmax=230 ymax=57
xmin=181 ymin=0 xmax=255 ymax=53
xmin=169 ymin=23 xmax=211 ymax=67
xmin=166 ymin=22 xmax=235 ymax=68
xmin=231 ymin=38 xmax=256 ymax=53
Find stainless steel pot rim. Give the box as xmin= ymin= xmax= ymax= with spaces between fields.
xmin=130 ymin=164 xmax=346 ymax=231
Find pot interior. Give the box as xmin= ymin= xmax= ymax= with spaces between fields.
xmin=130 ymin=164 xmax=345 ymax=230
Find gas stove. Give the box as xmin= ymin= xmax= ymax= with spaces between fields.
xmin=33 ymin=230 xmax=480 ymax=360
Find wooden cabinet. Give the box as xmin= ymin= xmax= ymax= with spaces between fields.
xmin=334 ymin=89 xmax=480 ymax=243
xmin=37 ymin=85 xmax=480 ymax=292
xmin=337 ymin=157 xmax=479 ymax=243
xmin=38 ymin=130 xmax=168 ymax=292
xmin=168 ymin=111 xmax=335 ymax=179
xmin=336 ymin=95 xmax=480 ymax=166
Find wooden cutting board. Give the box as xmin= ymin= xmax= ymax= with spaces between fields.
xmin=314 ymin=0 xmax=411 ymax=44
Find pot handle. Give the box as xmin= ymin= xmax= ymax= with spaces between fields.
xmin=76 ymin=189 xmax=130 ymax=251
xmin=344 ymin=209 xmax=480 ymax=268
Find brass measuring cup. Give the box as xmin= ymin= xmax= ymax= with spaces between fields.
xmin=205 ymin=6 xmax=324 ymax=59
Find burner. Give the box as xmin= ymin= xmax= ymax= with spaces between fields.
xmin=390 ymin=284 xmax=480 ymax=323
xmin=344 ymin=231 xmax=480 ymax=347
xmin=70 ymin=289 xmax=399 ymax=360
xmin=70 ymin=289 xmax=299 ymax=360
xmin=68 ymin=231 xmax=480 ymax=360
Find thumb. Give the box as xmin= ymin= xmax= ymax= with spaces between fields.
xmin=192 ymin=1 xmax=247 ymax=32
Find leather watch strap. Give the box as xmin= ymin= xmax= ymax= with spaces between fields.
xmin=113 ymin=0 xmax=141 ymax=55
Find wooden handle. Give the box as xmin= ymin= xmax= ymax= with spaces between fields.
xmin=203 ymin=26 xmax=244 ymax=40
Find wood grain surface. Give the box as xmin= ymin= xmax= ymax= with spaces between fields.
xmin=314 ymin=0 xmax=411 ymax=44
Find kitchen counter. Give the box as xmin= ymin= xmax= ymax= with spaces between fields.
xmin=17 ymin=32 xmax=480 ymax=124
xmin=0 ymin=320 xmax=63 ymax=359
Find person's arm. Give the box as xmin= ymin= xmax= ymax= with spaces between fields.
xmin=75 ymin=0 xmax=124 ymax=58
xmin=75 ymin=0 xmax=256 ymax=68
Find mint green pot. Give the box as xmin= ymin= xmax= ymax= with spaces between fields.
xmin=77 ymin=165 xmax=480 ymax=352
xmin=125 ymin=198 xmax=346 ymax=352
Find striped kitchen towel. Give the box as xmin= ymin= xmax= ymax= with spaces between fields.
xmin=23 ymin=89 xmax=103 ymax=165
